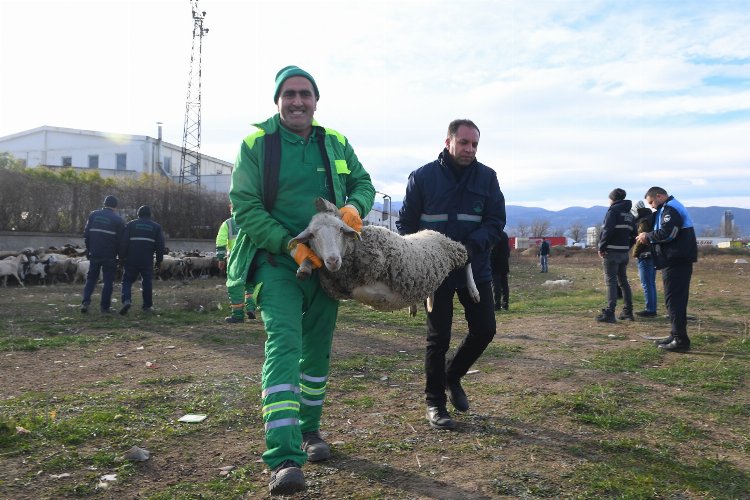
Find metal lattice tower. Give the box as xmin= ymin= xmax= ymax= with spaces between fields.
xmin=179 ymin=1 xmax=208 ymax=188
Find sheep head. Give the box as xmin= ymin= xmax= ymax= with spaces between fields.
xmin=291 ymin=198 xmax=360 ymax=275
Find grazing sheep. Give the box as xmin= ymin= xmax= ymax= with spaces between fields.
xmin=291 ymin=198 xmax=479 ymax=312
xmin=0 ymin=254 xmax=29 ymax=287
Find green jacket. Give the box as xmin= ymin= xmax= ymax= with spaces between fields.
xmin=227 ymin=114 xmax=375 ymax=288
xmin=215 ymin=217 xmax=239 ymax=261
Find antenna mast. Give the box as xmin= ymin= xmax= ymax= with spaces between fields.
xmin=179 ymin=1 xmax=208 ymax=188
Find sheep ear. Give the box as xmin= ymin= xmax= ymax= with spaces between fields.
xmin=291 ymin=228 xmax=314 ymax=245
xmin=342 ymin=225 xmax=361 ymax=240
xmin=315 ymin=197 xmax=338 ymax=214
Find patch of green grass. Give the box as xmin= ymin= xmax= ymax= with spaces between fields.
xmin=668 ymin=420 xmax=710 ymax=441
xmin=724 ymin=337 xmax=750 ymax=354
xmin=529 ymin=384 xmax=654 ymax=430
xmin=330 ymin=353 xmax=412 ymax=373
xmin=139 ymin=375 xmax=195 ymax=386
xmin=588 ymin=345 xmax=663 ymax=373
xmin=644 ymin=357 xmax=745 ymax=391
xmin=482 ymin=342 xmax=523 ymax=358
xmin=549 ymin=368 xmax=575 ymax=380
xmin=342 ymin=395 xmax=376 ymax=409
xmin=571 ymin=438 xmax=750 ymax=498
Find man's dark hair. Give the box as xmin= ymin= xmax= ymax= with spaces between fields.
xmin=645 ymin=186 xmax=667 ymax=198
xmin=609 ymin=188 xmax=626 ymax=201
xmin=447 ymin=119 xmax=480 ymax=139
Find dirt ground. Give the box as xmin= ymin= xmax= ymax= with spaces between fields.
xmin=1 ymin=250 xmax=748 ymax=499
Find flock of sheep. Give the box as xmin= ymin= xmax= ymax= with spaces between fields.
xmin=3 ymin=204 xmax=477 ymax=316
xmin=0 ymin=246 xmax=222 ymax=287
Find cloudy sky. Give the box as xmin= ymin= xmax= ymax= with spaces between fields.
xmin=1 ymin=0 xmax=749 ymax=209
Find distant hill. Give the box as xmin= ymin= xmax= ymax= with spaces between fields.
xmin=373 ymin=202 xmax=748 ymax=237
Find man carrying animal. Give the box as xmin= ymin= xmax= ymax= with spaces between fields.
xmin=119 ymin=205 xmax=164 ymax=315
xmin=636 ymin=187 xmax=698 ymax=352
xmin=228 ymin=65 xmax=375 ymax=495
xmin=216 ymin=203 xmax=256 ymax=323
xmin=81 ymin=195 xmax=124 ymax=313
xmin=398 ymin=119 xmax=505 ymax=431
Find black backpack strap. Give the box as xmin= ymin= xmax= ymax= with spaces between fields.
xmin=262 ymin=132 xmax=282 ymax=211
xmin=315 ymin=132 xmax=336 ymax=203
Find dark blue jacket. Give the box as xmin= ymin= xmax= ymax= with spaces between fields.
xmin=397 ymin=149 xmax=506 ymax=288
xmin=598 ymin=199 xmax=636 ymax=254
xmin=83 ymin=207 xmax=125 ymax=259
xmin=649 ymin=196 xmax=698 ymax=269
xmin=120 ymin=217 xmax=165 ymax=268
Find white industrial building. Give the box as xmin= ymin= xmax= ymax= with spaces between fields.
xmin=0 ymin=125 xmax=234 ymax=193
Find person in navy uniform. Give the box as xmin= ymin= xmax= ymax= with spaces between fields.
xmin=636 ymin=187 xmax=698 ymax=352
xmin=398 ymin=119 xmax=505 ymax=431
xmin=119 ymin=205 xmax=165 ymax=314
xmin=81 ymin=195 xmax=124 ymax=313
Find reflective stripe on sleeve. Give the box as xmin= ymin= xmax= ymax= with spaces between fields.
xmin=130 ymin=237 xmax=156 ymax=242
xmin=457 ymin=214 xmax=482 ymax=222
xmin=90 ymin=228 xmax=117 ymax=235
xmin=420 ymin=213 xmax=448 ymax=223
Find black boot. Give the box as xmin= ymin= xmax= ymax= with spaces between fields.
xmin=595 ymin=308 xmax=616 ymax=323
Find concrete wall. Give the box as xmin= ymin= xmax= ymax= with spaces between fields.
xmin=0 ymin=232 xmax=214 ymax=253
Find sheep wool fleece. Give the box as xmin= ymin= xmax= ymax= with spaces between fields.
xmin=228 ymin=114 xmax=375 ymax=469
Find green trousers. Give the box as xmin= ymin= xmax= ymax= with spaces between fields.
xmin=227 ymin=280 xmax=256 ymax=319
xmin=254 ymin=252 xmax=338 ymax=469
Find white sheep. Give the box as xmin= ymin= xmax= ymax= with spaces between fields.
xmin=0 ymin=254 xmax=29 ymax=287
xmin=291 ymin=198 xmax=479 ymax=312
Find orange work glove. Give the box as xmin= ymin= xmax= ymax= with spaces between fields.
xmin=339 ymin=205 xmax=362 ymax=232
xmin=289 ymin=241 xmax=323 ymax=269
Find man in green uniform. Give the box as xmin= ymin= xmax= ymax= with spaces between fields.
xmin=216 ymin=203 xmax=256 ymax=322
xmin=228 ymin=65 xmax=375 ymax=495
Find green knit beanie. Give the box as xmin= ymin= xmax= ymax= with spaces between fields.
xmin=273 ymin=65 xmax=319 ymax=104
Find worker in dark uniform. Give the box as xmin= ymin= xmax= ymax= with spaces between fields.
xmin=119 ymin=205 xmax=165 ymax=314
xmin=81 ymin=195 xmax=124 ymax=313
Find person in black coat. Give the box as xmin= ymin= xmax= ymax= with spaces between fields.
xmin=119 ymin=205 xmax=165 ymax=314
xmin=81 ymin=195 xmax=124 ymax=313
xmin=490 ymin=231 xmax=510 ymax=311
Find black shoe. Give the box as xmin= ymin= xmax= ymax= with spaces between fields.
xmin=80 ymin=302 xmax=90 ymax=314
xmin=225 ymin=315 xmax=244 ymax=324
xmin=447 ymin=380 xmax=469 ymax=412
xmin=426 ymin=406 xmax=455 ymax=430
xmin=268 ymin=460 xmax=305 ymax=496
xmin=142 ymin=307 xmax=154 ymax=314
xmin=302 ymin=430 xmax=330 ymax=462
xmin=618 ymin=310 xmax=634 ymax=321
xmin=502 ymin=303 xmax=509 ymax=311
xmin=119 ymin=301 xmax=131 ymax=316
xmin=658 ymin=339 xmax=691 ymax=352
xmin=595 ymin=309 xmax=616 ymax=323
xmin=100 ymin=308 xmax=112 ymax=314
xmin=636 ymin=310 xmax=657 ymax=318
xmin=654 ymin=336 xmax=674 ymax=346
xmin=247 ymin=310 xmax=257 ymax=320
xmin=494 ymin=304 xmax=502 ymax=311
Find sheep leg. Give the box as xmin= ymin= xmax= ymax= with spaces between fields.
xmin=296 ymin=258 xmax=313 ymax=280
xmin=466 ymin=264 xmax=479 ymax=303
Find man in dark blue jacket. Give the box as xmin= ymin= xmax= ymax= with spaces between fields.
xmin=119 ymin=205 xmax=165 ymax=315
xmin=636 ymin=187 xmax=698 ymax=352
xmin=596 ymin=188 xmax=637 ymax=323
xmin=398 ymin=119 xmax=505 ymax=430
xmin=81 ymin=195 xmax=124 ymax=313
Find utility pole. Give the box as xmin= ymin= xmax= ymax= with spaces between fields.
xmin=179 ymin=1 xmax=208 ymax=189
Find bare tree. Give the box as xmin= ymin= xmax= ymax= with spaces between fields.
xmin=530 ymin=218 xmax=550 ymax=238
xmin=567 ymin=221 xmax=585 ymax=243
xmin=514 ymin=221 xmax=530 ymax=237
